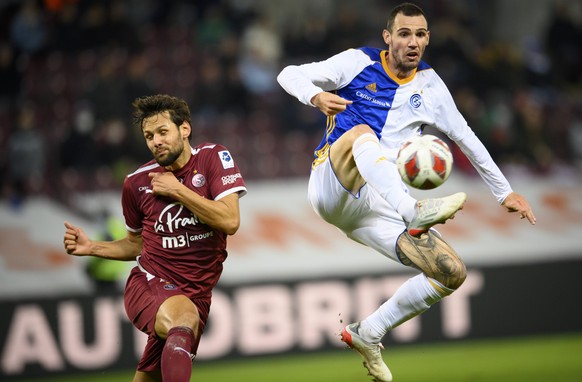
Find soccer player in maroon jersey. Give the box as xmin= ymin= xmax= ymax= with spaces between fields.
xmin=63 ymin=94 xmax=247 ymax=382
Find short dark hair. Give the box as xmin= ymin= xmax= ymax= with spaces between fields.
xmin=132 ymin=94 xmax=192 ymax=132
xmin=386 ymin=3 xmax=426 ymax=32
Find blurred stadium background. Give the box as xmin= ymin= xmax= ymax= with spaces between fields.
xmin=0 ymin=0 xmax=581 ymax=381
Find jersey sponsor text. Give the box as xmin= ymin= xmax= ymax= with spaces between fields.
xmin=161 ymin=231 xmax=214 ymax=249
xmin=222 ymin=173 xmax=242 ymax=185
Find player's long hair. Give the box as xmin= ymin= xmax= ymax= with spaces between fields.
xmin=132 ymin=94 xmax=193 ymax=138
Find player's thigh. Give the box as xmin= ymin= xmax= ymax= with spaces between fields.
xmin=346 ymin=187 xmax=405 ymax=261
xmin=154 ymin=294 xmax=200 ymax=339
xmin=308 ymin=156 xmax=367 ymax=229
xmin=124 ymin=267 xmax=198 ymax=338
xmin=310 ymin=165 xmax=405 ymax=261
xmin=328 ymin=124 xmax=373 ymax=194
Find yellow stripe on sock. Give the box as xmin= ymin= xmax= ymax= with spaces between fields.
xmin=428 ymin=277 xmax=454 ymax=296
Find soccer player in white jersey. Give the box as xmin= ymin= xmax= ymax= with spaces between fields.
xmin=277 ymin=2 xmax=536 ymax=381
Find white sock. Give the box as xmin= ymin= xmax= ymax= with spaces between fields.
xmin=358 ymin=274 xmax=452 ymax=343
xmin=352 ymin=133 xmax=416 ymax=222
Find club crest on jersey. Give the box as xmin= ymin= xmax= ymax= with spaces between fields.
xmin=192 ymin=173 xmax=206 ymax=187
xmin=410 ymin=93 xmax=422 ymax=108
xmin=219 ymin=150 xmax=234 ymax=169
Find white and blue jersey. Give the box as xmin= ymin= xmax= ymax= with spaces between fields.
xmin=278 ymin=47 xmax=512 ymax=203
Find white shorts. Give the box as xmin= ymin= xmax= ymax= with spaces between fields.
xmin=308 ymin=157 xmax=408 ymax=262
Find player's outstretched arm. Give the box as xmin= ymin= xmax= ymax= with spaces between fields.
xmin=63 ymin=221 xmax=142 ymax=260
xmin=501 ymin=192 xmax=537 ymax=225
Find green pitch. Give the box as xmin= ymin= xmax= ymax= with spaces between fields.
xmin=20 ymin=332 xmax=582 ymax=382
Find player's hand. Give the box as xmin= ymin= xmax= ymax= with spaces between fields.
xmin=501 ymin=192 xmax=537 ymax=225
xmin=311 ymin=92 xmax=353 ymax=116
xmin=149 ymin=171 xmax=182 ymax=197
xmin=63 ymin=221 xmax=92 ymax=255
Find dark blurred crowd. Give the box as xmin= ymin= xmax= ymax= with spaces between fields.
xmin=0 ymin=0 xmax=581 ymax=209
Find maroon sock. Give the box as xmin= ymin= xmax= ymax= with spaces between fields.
xmin=161 ymin=326 xmax=195 ymax=382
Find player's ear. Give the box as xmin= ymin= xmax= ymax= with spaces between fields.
xmin=181 ymin=122 xmax=191 ymax=139
xmin=382 ymin=29 xmax=391 ymax=45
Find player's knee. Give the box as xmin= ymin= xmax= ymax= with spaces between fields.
xmin=396 ymin=230 xmax=466 ymax=290
xmin=176 ymin=309 xmax=200 ymax=333
xmin=156 ymin=295 xmax=200 ymax=338
xmin=434 ymin=252 xmax=466 ymax=290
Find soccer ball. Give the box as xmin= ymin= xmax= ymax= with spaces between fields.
xmin=396 ymin=134 xmax=453 ymax=190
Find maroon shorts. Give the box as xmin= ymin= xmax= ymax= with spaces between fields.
xmin=124 ymin=266 xmax=211 ymax=372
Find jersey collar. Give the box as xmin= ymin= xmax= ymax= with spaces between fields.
xmin=381 ymin=50 xmax=417 ymax=85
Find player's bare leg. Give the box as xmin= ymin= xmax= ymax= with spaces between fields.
xmin=341 ymin=231 xmax=466 ymax=381
xmin=156 ymin=295 xmax=199 ymax=382
xmin=396 ymin=230 xmax=467 ymax=290
xmin=328 ymin=124 xmax=369 ymax=195
xmin=332 ymin=126 xmax=465 ymax=380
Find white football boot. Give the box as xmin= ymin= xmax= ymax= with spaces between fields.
xmin=341 ymin=322 xmax=393 ymax=382
xmin=407 ymin=192 xmax=467 ymax=237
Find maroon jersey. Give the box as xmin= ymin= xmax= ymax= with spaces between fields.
xmin=121 ymin=142 xmax=246 ymax=298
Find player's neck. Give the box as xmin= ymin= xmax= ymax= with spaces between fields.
xmin=387 ymin=61 xmax=415 ymax=80
xmin=165 ymin=144 xmax=192 ymax=172
xmin=382 ymin=51 xmax=417 ymax=83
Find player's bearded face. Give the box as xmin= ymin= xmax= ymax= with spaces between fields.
xmin=142 ymin=113 xmax=186 ymax=167
xmin=154 ymin=139 xmax=183 ymax=166
xmin=385 ymin=14 xmax=429 ymax=76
